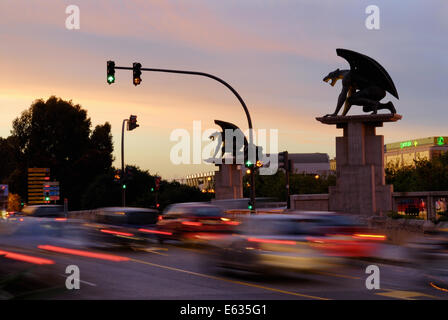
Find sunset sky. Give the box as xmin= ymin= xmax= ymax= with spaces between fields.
xmin=1 ymin=0 xmax=447 ymax=179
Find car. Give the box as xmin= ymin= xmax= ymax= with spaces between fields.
xmin=154 ymin=203 xmax=239 ymax=243
xmin=21 ymin=205 xmax=65 ymax=218
xmin=288 ymin=211 xmax=386 ymax=258
xmin=207 ymin=214 xmax=337 ymax=275
xmin=206 ymin=212 xmax=386 ymax=275
xmin=407 ymin=228 xmax=448 ymax=291
xmin=81 ymin=207 xmax=160 ymax=249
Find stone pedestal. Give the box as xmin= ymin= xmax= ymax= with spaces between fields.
xmin=214 ymin=164 xmax=243 ymax=200
xmin=316 ymin=114 xmax=402 ymax=216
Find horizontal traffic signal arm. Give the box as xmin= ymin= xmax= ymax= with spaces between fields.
xmin=110 ymin=64 xmax=252 ymax=127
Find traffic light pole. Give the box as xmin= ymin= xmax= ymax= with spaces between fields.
xmin=115 ymin=65 xmax=257 ymax=212
xmin=286 ymin=166 xmax=290 ymax=210
xmin=121 ymin=118 xmax=128 ymax=207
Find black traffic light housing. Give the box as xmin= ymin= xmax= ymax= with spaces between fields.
xmin=125 ymin=166 xmax=134 ymax=181
xmin=127 ymin=115 xmax=139 ymax=131
xmin=107 ymin=60 xmax=115 ymax=84
xmin=114 ymin=169 xmax=122 ymax=182
xmin=244 ymin=145 xmax=263 ymax=168
xmin=278 ymin=151 xmax=289 ymax=171
xmin=133 ymin=62 xmax=142 ymax=86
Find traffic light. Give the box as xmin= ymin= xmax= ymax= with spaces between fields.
xmin=248 ymin=201 xmax=253 ymax=210
xmin=125 ymin=166 xmax=134 ymax=181
xmin=114 ymin=169 xmax=121 ymax=182
xmin=107 ymin=60 xmax=115 ymax=84
xmin=122 ymin=184 xmax=126 ymax=189
xmin=278 ymin=151 xmax=292 ymax=172
xmin=155 ymin=177 xmax=161 ymax=191
xmin=133 ymin=62 xmax=142 ymax=86
xmin=244 ymin=145 xmax=263 ymax=169
xmin=128 ymin=115 xmax=139 ymax=131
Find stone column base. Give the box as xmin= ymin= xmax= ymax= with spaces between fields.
xmin=214 ymin=164 xmax=243 ymax=200
xmin=317 ymin=114 xmax=401 ymax=216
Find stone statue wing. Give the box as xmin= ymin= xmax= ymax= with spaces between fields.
xmin=336 ymin=48 xmax=399 ymax=99
xmin=214 ymin=120 xmax=248 ymax=150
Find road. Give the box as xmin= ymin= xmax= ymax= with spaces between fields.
xmin=2 ymin=237 xmax=447 ymax=300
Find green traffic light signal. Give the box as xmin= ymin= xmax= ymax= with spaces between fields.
xmin=107 ymin=60 xmax=115 ymax=84
xmin=45 ymin=197 xmax=50 ymax=201
xmin=122 ymin=184 xmax=126 ymax=189
xmin=150 ymin=187 xmax=154 ymax=192
xmin=248 ymin=204 xmax=253 ymax=210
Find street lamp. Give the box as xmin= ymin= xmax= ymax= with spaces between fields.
xmin=121 ymin=114 xmax=139 ymax=207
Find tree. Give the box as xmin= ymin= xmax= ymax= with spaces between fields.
xmin=8 ymin=96 xmax=114 ymax=209
xmin=386 ymin=153 xmax=448 ymax=192
xmin=243 ymin=170 xmax=336 ymax=201
xmin=0 ymin=136 xmax=20 ymax=184
xmin=7 ymin=193 xmax=22 ymax=212
xmin=81 ymin=166 xmax=211 ymax=210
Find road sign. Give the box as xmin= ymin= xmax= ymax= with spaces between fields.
xmin=28 ymin=168 xmax=50 ymax=173
xmin=44 ymin=181 xmax=60 ymax=201
xmin=28 ymin=168 xmax=50 ymax=204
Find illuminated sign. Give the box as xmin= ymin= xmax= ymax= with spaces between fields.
xmin=400 ymin=141 xmax=414 ymax=149
xmin=387 ymin=137 xmax=448 ymax=152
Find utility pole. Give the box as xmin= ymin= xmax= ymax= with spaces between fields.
xmin=286 ymin=159 xmax=293 ymax=209
xmin=121 ymin=115 xmax=139 ymax=207
xmin=121 ymin=118 xmax=128 ymax=207
xmin=279 ymin=151 xmax=293 ymax=209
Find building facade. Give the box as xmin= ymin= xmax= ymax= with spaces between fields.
xmin=288 ymin=153 xmax=331 ymax=175
xmin=184 ymin=171 xmax=215 ymax=193
xmin=385 ymin=136 xmax=448 ymax=167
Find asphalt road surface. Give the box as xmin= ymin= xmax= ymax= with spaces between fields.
xmin=2 ymin=238 xmax=447 ymax=300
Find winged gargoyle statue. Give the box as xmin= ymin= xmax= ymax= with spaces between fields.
xmin=323 ymin=49 xmax=399 ymax=117
xmin=207 ymin=120 xmax=248 ymax=163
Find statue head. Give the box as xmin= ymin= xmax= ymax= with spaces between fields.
xmin=323 ymin=68 xmax=343 ymax=87
xmin=209 ymin=131 xmax=221 ymax=141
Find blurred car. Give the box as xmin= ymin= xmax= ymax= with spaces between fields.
xmin=292 ymin=211 xmax=386 ymax=258
xmin=155 ymin=203 xmax=239 ymax=243
xmin=82 ymin=207 xmax=159 ymax=249
xmin=407 ymin=228 xmax=448 ymax=291
xmin=207 ymin=212 xmax=386 ymax=275
xmin=21 ymin=205 xmax=65 ymax=218
xmin=207 ymin=214 xmax=337 ymax=274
